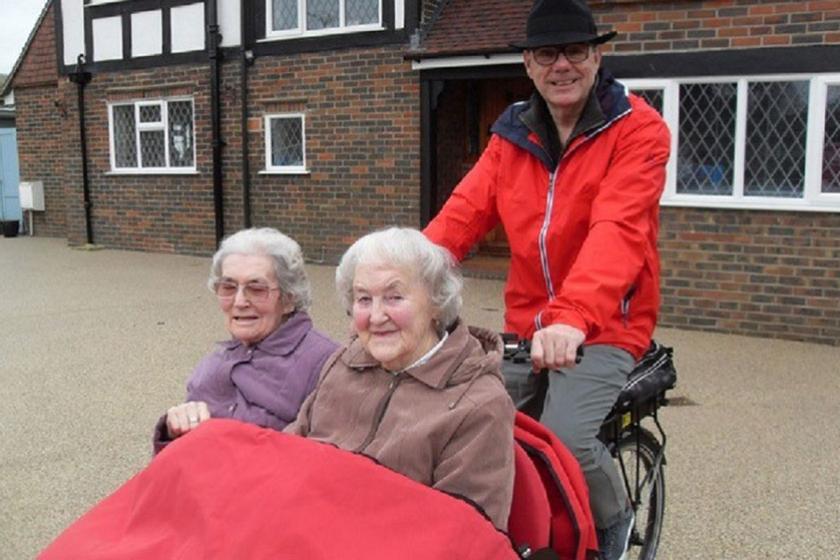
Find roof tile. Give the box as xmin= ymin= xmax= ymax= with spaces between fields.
xmin=415 ymin=0 xmax=529 ymax=57
xmin=412 ymin=0 xmax=617 ymax=59
xmin=10 ymin=3 xmax=57 ymax=89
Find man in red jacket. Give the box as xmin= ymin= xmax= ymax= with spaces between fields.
xmin=424 ymin=0 xmax=670 ymax=558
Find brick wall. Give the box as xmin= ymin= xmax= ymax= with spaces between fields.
xmin=12 ymin=4 xmax=65 ymax=238
xmin=31 ymin=44 xmax=419 ymax=259
xmin=592 ymin=0 xmax=840 ymax=52
xmin=57 ymin=64 xmax=217 ymax=254
xmin=15 ymin=87 xmax=66 ymax=237
xmin=583 ymin=0 xmax=840 ymax=345
xmin=13 ymin=5 xmax=57 ymax=88
xmin=245 ymin=46 xmax=420 ymax=262
xmin=420 ymin=0 xmax=448 ymax=28
xmin=659 ymin=208 xmax=840 ymax=345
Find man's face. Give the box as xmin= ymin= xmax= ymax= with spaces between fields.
xmin=524 ymin=43 xmax=601 ymax=117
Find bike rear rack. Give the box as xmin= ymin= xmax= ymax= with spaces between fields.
xmin=602 ymin=394 xmax=668 ymax=502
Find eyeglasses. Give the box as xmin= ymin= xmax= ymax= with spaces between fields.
xmin=214 ymin=280 xmax=280 ymax=304
xmin=531 ymin=43 xmax=591 ymax=66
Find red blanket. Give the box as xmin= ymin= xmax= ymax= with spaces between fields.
xmin=40 ymin=419 xmax=518 ymax=560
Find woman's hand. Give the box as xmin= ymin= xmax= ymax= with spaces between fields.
xmin=166 ymin=401 xmax=211 ymax=439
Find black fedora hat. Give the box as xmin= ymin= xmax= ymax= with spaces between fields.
xmin=510 ymin=0 xmax=617 ymax=50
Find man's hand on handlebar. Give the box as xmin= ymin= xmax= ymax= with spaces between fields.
xmin=530 ymin=323 xmax=586 ymax=372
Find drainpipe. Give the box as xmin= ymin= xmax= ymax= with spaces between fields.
xmin=208 ymin=0 xmax=224 ymax=245
xmin=68 ymin=54 xmax=94 ymax=245
xmin=240 ymin=0 xmax=254 ymax=228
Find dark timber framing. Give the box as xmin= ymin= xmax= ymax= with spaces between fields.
xmin=62 ymin=0 xmax=421 ymax=73
xmin=77 ymin=0 xmax=207 ymax=74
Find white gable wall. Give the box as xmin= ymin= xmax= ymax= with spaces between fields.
xmin=61 ymin=0 xmax=85 ymax=65
xmin=131 ymin=10 xmax=163 ymax=58
xmin=219 ymin=0 xmax=241 ymax=47
xmin=92 ymin=16 xmax=123 ymax=61
xmin=59 ymin=0 xmax=244 ymax=67
xmin=171 ymin=4 xmax=207 ymax=53
xmin=395 ymin=0 xmax=404 ymax=30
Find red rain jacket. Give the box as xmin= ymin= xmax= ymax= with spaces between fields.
xmin=426 ymin=71 xmax=670 ymax=359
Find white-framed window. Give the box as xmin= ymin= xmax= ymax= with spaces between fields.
xmin=108 ymin=98 xmax=195 ymax=173
xmin=266 ymin=0 xmax=382 ymax=39
xmin=264 ymin=113 xmax=307 ymax=173
xmin=624 ymin=73 xmax=840 ymax=211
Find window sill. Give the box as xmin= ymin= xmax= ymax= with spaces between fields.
xmin=259 ymin=169 xmax=310 ymax=176
xmin=107 ymin=169 xmax=199 ymax=175
xmin=660 ymin=197 xmax=840 ymax=213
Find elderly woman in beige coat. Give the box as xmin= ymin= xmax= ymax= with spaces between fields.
xmin=285 ymin=227 xmax=515 ymax=530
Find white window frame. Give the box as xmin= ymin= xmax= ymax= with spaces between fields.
xmin=624 ymin=73 xmax=840 ymax=212
xmin=107 ymin=97 xmax=197 ymax=174
xmin=264 ymin=0 xmax=383 ymax=40
xmin=263 ymin=113 xmax=308 ymax=174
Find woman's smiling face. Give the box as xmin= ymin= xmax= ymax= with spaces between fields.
xmin=351 ymin=263 xmax=440 ymax=372
xmin=218 ymin=253 xmax=293 ymax=346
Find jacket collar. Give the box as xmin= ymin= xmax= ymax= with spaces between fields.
xmin=219 ymin=311 xmax=313 ymax=357
xmin=492 ymin=67 xmax=630 ymax=170
xmin=341 ymin=321 xmax=503 ymax=389
xmin=519 ymin=77 xmax=605 ymax=165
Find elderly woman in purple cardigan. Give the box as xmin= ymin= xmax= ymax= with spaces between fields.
xmin=153 ymin=228 xmax=338 ymax=453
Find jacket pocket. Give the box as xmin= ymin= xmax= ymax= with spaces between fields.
xmin=620 ymin=285 xmax=636 ymax=328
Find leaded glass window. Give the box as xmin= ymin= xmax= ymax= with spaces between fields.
xmin=140 ymin=130 xmax=166 ymax=167
xmin=307 ymin=0 xmax=339 ymax=30
xmin=634 ymin=89 xmax=664 ymax=115
xmin=270 ymin=0 xmax=380 ymax=34
xmin=624 ymin=74 xmax=840 ymax=210
xmin=109 ymin=99 xmax=195 ymax=171
xmin=168 ymin=101 xmax=194 ymax=168
xmin=272 ymin=0 xmax=298 ymax=30
xmin=346 ymin=0 xmax=378 ymax=26
xmin=823 ymin=85 xmax=840 ymax=194
xmin=744 ymin=81 xmax=808 ymax=198
xmin=139 ymin=104 xmax=161 ymax=123
xmin=677 ymin=83 xmax=737 ymax=196
xmin=266 ymin=114 xmax=306 ymax=172
xmin=112 ymin=105 xmax=137 ymax=168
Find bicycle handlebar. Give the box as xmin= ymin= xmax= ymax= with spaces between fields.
xmin=501 ymin=333 xmax=584 ymax=366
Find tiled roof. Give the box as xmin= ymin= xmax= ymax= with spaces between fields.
xmin=1 ymin=0 xmax=55 ymax=97
xmin=408 ymin=0 xmax=620 ymax=60
xmin=409 ymin=0 xmax=530 ymax=59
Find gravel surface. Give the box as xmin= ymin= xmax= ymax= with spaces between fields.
xmin=1 ymin=236 xmax=837 ymax=559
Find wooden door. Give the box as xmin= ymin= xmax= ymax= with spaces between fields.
xmin=476 ymin=79 xmax=532 ymax=256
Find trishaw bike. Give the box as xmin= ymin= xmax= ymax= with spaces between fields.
xmin=502 ymin=336 xmax=677 ymax=560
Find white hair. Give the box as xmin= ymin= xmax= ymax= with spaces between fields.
xmin=335 ymin=227 xmax=463 ymax=332
xmin=208 ymin=227 xmax=312 ymax=312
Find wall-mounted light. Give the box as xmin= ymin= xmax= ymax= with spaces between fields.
xmin=243 ymin=49 xmax=255 ymax=66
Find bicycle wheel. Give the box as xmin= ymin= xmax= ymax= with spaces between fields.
xmin=613 ymin=427 xmax=665 ymax=560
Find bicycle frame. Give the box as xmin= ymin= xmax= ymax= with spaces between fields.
xmin=599 ymin=392 xmax=669 ymax=519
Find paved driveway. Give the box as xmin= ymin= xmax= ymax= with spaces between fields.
xmin=1 ymin=237 xmax=838 ymax=558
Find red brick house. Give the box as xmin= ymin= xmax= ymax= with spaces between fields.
xmin=4 ymin=0 xmax=840 ymax=345
xmin=4 ymin=0 xmax=425 ymax=254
